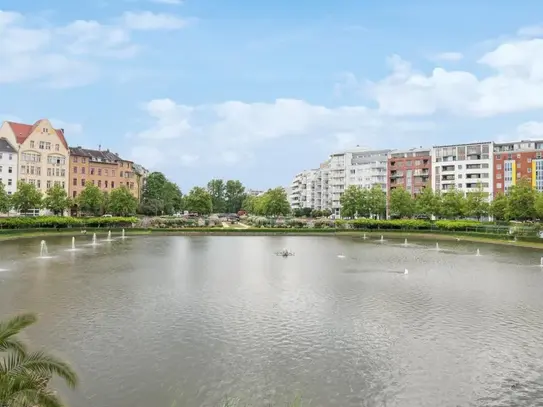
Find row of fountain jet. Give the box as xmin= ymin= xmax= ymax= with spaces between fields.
xmin=39 ymin=230 xmax=126 ymax=258
xmin=361 ymin=234 xmax=482 ymax=256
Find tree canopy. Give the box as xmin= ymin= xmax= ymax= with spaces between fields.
xmin=43 ymin=184 xmax=70 ymax=215
xmin=11 ymin=182 xmax=42 ymax=214
xmin=242 ymin=188 xmax=290 ymax=216
xmin=77 ymin=182 xmax=103 ymax=216
xmin=185 ymin=186 xmax=213 ymax=215
xmin=109 ymin=186 xmax=138 ymax=216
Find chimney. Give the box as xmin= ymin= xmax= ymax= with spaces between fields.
xmin=60 ymin=128 xmax=64 ymax=134
xmin=98 ymin=144 xmax=101 ymax=151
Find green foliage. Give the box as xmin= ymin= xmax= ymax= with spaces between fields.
xmin=465 ymin=183 xmax=489 ymax=220
xmin=0 ymin=182 xmax=11 ymax=213
xmin=367 ymin=184 xmax=386 ymax=218
xmin=389 ymin=187 xmax=414 ymax=218
xmin=415 ymin=187 xmax=437 ymax=218
xmin=185 ymin=187 xmax=213 ymax=215
xmin=109 ymin=186 xmax=138 ymax=216
xmin=0 ymin=313 xmax=78 ymax=407
xmin=11 ymin=182 xmax=42 ymax=213
xmin=440 ymin=187 xmax=466 ymax=219
xmin=339 ymin=185 xmax=364 ymax=218
xmin=224 ymin=180 xmax=246 ymax=213
xmin=249 ymin=187 xmax=290 ymax=216
xmin=140 ymin=172 xmax=183 ymax=215
xmin=77 ymin=182 xmax=103 ymax=216
xmin=490 ymin=193 xmax=508 ymax=221
xmin=0 ymin=216 xmax=137 ymax=229
xmin=146 ymin=217 xmax=223 ymax=228
xmin=506 ymin=178 xmax=536 ymax=221
xmin=207 ymin=179 xmax=226 ymax=213
xmin=43 ymin=184 xmax=70 ymax=215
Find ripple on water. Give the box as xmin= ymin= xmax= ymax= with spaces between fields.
xmin=1 ymin=235 xmax=543 ymax=407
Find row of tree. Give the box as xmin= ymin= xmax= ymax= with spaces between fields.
xmin=242 ymin=187 xmax=291 ymax=216
xmin=341 ymin=178 xmax=543 ymax=221
xmin=0 ymin=181 xmax=139 ymax=216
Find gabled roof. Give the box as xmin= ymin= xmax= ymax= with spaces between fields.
xmin=5 ymin=119 xmax=68 ymax=149
xmin=0 ymin=138 xmax=17 ymax=154
xmin=69 ymin=147 xmax=124 ymax=163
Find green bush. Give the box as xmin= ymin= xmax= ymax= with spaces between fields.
xmin=348 ymin=218 xmax=431 ymax=230
xmin=0 ymin=216 xmax=137 ymax=229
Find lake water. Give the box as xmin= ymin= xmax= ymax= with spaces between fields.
xmin=1 ymin=233 xmax=543 ymax=407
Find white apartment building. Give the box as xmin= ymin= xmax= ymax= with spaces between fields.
xmin=289 ymin=147 xmax=390 ymax=215
xmin=432 ymin=141 xmax=494 ymax=199
xmin=0 ymin=137 xmax=18 ymax=196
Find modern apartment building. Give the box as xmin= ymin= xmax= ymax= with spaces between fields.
xmin=69 ymin=147 xmax=138 ymax=200
xmin=0 ymin=119 xmax=69 ymax=214
xmin=432 ymin=141 xmax=494 ymax=199
xmin=493 ymin=140 xmax=543 ymax=194
xmin=0 ymin=138 xmax=18 ymax=196
xmin=388 ymin=147 xmax=431 ymax=197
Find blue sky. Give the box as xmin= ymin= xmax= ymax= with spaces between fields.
xmin=2 ymin=0 xmax=543 ymax=191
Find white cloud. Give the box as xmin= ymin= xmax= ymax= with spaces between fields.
xmin=120 ymin=11 xmax=188 ymax=30
xmin=517 ymin=25 xmax=543 ymax=38
xmin=129 ymin=98 xmax=434 ymax=170
xmin=433 ymin=52 xmax=464 ymax=61
xmin=0 ymin=9 xmax=191 ymax=87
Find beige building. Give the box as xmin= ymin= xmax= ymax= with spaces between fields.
xmin=0 ymin=119 xmax=69 ymax=213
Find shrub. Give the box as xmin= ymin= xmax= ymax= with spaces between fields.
xmin=0 ymin=216 xmax=137 ymax=229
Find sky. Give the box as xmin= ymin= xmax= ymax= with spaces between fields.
xmin=2 ymin=0 xmax=543 ymax=192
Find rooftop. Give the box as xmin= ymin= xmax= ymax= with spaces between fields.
xmin=0 ymin=138 xmax=17 ymax=154
xmin=69 ymin=147 xmax=128 ymax=163
xmin=5 ymin=119 xmax=68 ymax=149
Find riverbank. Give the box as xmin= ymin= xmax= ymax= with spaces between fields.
xmin=2 ymin=227 xmax=542 ymax=249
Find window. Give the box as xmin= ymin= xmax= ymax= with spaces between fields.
xmin=81 ymin=158 xmax=86 ymax=163
xmin=517 ymin=172 xmax=521 ymax=178
xmin=528 ymin=168 xmax=532 ymax=173
xmin=90 ymin=167 xmax=95 ymax=175
xmin=55 ymin=168 xmax=59 ymax=177
xmin=81 ymin=167 xmax=85 ymax=174
xmin=458 ymin=165 xmax=462 ymax=169
xmin=497 ymin=173 xmax=502 ymax=179
xmin=497 ymin=164 xmax=502 ymax=170
xmin=81 ymin=179 xmax=85 ymax=186
xmin=72 ymin=191 xmax=77 ymax=198
xmin=47 ymin=181 xmax=51 ymax=189
xmin=497 ymin=182 xmax=502 ymax=189
xmin=98 ymin=169 xmax=102 ymax=176
xmin=73 ymin=166 xmax=77 ymax=174
xmin=105 ymin=180 xmax=108 ymax=188
xmin=528 ymin=158 xmax=532 ymax=163
xmin=73 ymin=157 xmax=78 ymax=163
xmin=104 ymin=169 xmax=108 ymax=176
xmin=7 ymin=179 xmax=11 ymax=186
xmin=120 ymin=171 xmax=123 ymax=177
xmin=111 ymin=181 xmax=115 ymax=188
xmin=73 ymin=178 xmax=77 ymax=186
xmin=39 ymin=141 xmax=45 ymax=149
xmin=98 ymin=180 xmax=101 ymax=187
xmin=20 ymin=166 xmax=25 ymax=174
xmin=458 ymin=183 xmax=462 ymax=188
xmin=37 ymin=180 xmax=41 ymax=188
xmin=130 ymin=182 xmax=134 ymax=189
xmin=47 ymin=168 xmax=51 ymax=176
xmin=55 ymin=144 xmax=59 ymax=151
xmin=61 ymin=169 xmax=65 ymax=177
xmin=8 ymin=154 xmax=12 ymax=160
xmin=518 ymin=163 xmax=522 ymax=169
xmin=0 ymin=166 xmax=2 ymax=172
xmin=517 ymin=154 xmax=521 ymax=159
xmin=112 ymin=170 xmax=116 ymax=177
xmin=7 ymin=167 xmax=11 ymax=174
xmin=62 ymin=181 xmax=65 ymax=189
xmin=45 ymin=142 xmax=51 ymax=150
xmin=30 ymin=141 xmax=35 ymax=148
xmin=458 ymin=174 xmax=463 ymax=179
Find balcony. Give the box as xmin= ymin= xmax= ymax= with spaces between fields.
xmin=441 ymin=165 xmax=455 ymax=172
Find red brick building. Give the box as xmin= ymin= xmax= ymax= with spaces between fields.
xmin=493 ymin=140 xmax=543 ymax=194
xmin=388 ymin=147 xmax=432 ymax=197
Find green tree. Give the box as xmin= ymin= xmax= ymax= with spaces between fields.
xmin=43 ymin=184 xmax=70 ymax=215
xmin=140 ymin=172 xmax=183 ymax=215
xmin=0 ymin=313 xmax=78 ymax=407
xmin=185 ymin=186 xmax=213 ymax=215
xmin=77 ymin=182 xmax=103 ymax=216
xmin=465 ymin=183 xmax=489 ymax=220
xmin=0 ymin=182 xmax=11 ymax=213
xmin=367 ymin=184 xmax=386 ymax=219
xmin=415 ymin=187 xmax=437 ymax=218
xmin=300 ymin=207 xmax=312 ymax=217
xmin=534 ymin=192 xmax=543 ymax=220
xmin=109 ymin=186 xmax=138 ymax=216
xmin=224 ymin=180 xmax=246 ymax=213
xmin=142 ymin=172 xmax=168 ymax=201
xmin=339 ymin=185 xmax=364 ymax=218
xmin=389 ymin=186 xmax=415 ymax=218
xmin=506 ymin=178 xmax=536 ymax=221
xmin=440 ymin=188 xmax=466 ymax=219
xmin=101 ymin=191 xmax=110 ymax=215
xmin=207 ymin=179 xmax=226 ymax=213
xmin=11 ymin=182 xmax=42 ymax=214
xmin=490 ymin=192 xmax=508 ymax=221
xmin=259 ymin=187 xmax=290 ymax=216
xmin=162 ymin=182 xmax=183 ymax=215
xmin=241 ymin=195 xmax=257 ymax=214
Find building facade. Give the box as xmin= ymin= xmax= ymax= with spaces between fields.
xmin=493 ymin=140 xmax=543 ymax=194
xmin=69 ymin=147 xmax=138 ymax=200
xmin=432 ymin=141 xmax=494 ymax=199
xmin=132 ymin=163 xmax=149 ymax=201
xmin=388 ymin=148 xmax=431 ymax=197
xmin=0 ymin=138 xmax=18 ymax=196
xmin=0 ymin=119 xmax=69 ymax=214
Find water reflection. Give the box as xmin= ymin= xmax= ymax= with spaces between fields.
xmin=0 ymin=235 xmax=542 ymax=406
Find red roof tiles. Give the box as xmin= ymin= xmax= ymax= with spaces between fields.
xmin=6 ymin=119 xmax=68 ymax=149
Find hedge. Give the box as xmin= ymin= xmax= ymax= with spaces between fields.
xmin=0 ymin=216 xmax=138 ymax=229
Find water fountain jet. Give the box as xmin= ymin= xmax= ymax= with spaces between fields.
xmin=476 ymin=248 xmax=481 ymax=256
xmin=39 ymin=240 xmax=49 ymax=258
xmin=436 ymin=242 xmax=440 ymax=251
xmin=404 ymin=238 xmax=408 ymax=246
xmin=380 ymin=235 xmax=384 ymax=242
xmin=121 ymin=229 xmax=126 ymax=239
xmin=71 ymin=237 xmax=75 ymax=250
xmin=92 ymin=233 xmax=97 ymax=245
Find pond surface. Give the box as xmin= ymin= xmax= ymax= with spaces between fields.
xmin=1 ymin=233 xmax=543 ymax=407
